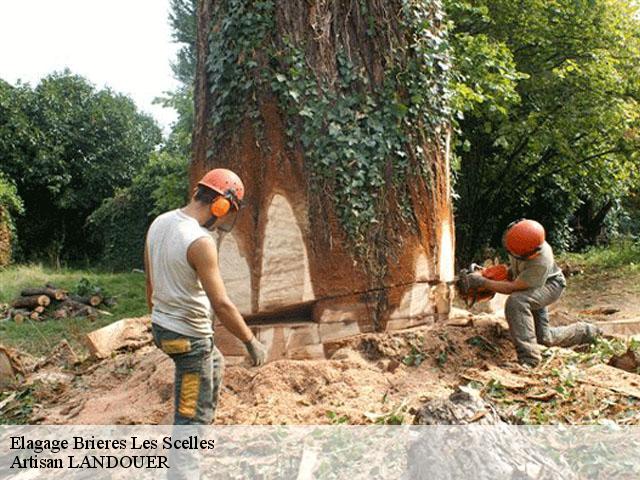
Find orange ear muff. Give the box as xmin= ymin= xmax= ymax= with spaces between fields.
xmin=210 ymin=197 xmax=231 ymax=217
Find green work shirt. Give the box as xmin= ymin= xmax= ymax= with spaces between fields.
xmin=509 ymin=241 xmax=562 ymax=289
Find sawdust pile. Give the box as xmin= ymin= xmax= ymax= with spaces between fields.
xmin=16 ymin=313 xmax=638 ymax=426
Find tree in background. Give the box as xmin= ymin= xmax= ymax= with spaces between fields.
xmin=89 ymin=0 xmax=196 ymax=270
xmin=447 ymin=0 xmax=640 ymax=263
xmin=0 ymin=73 xmax=162 ymax=264
xmin=0 ymin=174 xmax=24 ymax=267
xmin=88 ymin=152 xmax=187 ymax=270
xmin=155 ymin=0 xmax=197 ymax=156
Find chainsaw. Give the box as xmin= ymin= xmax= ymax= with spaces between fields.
xmin=456 ymin=263 xmax=509 ymax=308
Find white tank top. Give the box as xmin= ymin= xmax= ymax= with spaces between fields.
xmin=146 ymin=209 xmax=214 ymax=337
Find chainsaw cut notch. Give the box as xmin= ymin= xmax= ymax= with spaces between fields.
xmin=243 ymin=302 xmax=315 ymax=325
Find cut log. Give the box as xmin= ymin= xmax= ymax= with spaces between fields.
xmin=53 ymin=308 xmax=69 ymax=320
xmin=54 ymin=300 xmax=98 ymax=320
xmin=70 ymin=294 xmax=103 ymax=307
xmin=103 ymin=297 xmax=117 ymax=308
xmin=29 ymin=311 xmax=40 ymax=321
xmin=34 ymin=306 xmax=45 ymax=314
xmin=11 ymin=295 xmax=50 ymax=309
xmin=84 ymin=317 xmax=151 ymax=358
xmin=20 ymin=287 xmax=66 ymax=301
xmin=11 ymin=309 xmax=28 ymax=324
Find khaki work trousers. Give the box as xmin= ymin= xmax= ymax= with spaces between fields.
xmin=505 ymin=275 xmax=597 ymax=366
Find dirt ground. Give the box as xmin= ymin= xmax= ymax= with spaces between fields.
xmin=551 ymin=267 xmax=639 ymax=325
xmin=6 ymin=266 xmax=640 ymax=426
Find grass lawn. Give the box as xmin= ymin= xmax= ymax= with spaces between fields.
xmin=559 ymin=240 xmax=640 ymax=292
xmin=0 ymin=264 xmax=148 ymax=357
xmin=560 ymin=239 xmax=640 ymax=273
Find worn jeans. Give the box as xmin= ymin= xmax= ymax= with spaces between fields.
xmin=151 ymin=323 xmax=224 ymax=425
xmin=152 ymin=324 xmax=224 ymax=480
xmin=505 ymin=275 xmax=598 ymax=366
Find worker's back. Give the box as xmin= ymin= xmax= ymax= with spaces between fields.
xmin=509 ymin=241 xmax=563 ymax=288
xmin=146 ymin=209 xmax=213 ymax=337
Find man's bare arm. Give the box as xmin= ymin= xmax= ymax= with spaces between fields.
xmin=144 ymin=240 xmax=153 ymax=312
xmin=187 ymin=236 xmax=253 ymax=343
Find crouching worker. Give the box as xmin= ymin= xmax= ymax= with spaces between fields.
xmin=466 ymin=219 xmax=600 ymax=367
xmin=145 ymin=168 xmax=267 ymax=425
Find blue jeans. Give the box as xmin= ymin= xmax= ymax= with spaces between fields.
xmin=151 ymin=323 xmax=224 ymax=425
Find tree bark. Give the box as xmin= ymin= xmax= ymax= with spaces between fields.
xmin=57 ymin=300 xmax=98 ymax=319
xmin=12 ymin=295 xmax=50 ymax=309
xmin=193 ymin=0 xmax=454 ymax=334
xmin=21 ymin=287 xmax=66 ymax=301
xmin=70 ymin=294 xmax=103 ymax=307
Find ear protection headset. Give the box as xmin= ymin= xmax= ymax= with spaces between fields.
xmin=210 ymin=195 xmax=232 ymax=218
xmin=203 ymin=190 xmax=242 ymax=230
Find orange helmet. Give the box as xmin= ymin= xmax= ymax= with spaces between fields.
xmin=503 ymin=219 xmax=545 ymax=259
xmin=197 ymin=168 xmax=245 ymax=210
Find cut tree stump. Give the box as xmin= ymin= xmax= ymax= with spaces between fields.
xmin=12 ymin=295 xmax=50 ymax=309
xmin=20 ymin=287 xmax=66 ymax=301
xmin=414 ymin=386 xmax=503 ymax=425
xmin=216 ymin=321 xmax=325 ymax=362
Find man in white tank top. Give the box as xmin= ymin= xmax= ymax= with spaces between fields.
xmin=145 ymin=168 xmax=266 ymax=425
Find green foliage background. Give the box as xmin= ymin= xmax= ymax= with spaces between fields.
xmin=0 ymin=174 xmax=24 ymax=266
xmin=87 ymin=0 xmax=195 ymax=270
xmin=88 ymin=152 xmax=188 ymax=270
xmin=1 ymin=0 xmax=639 ymax=270
xmin=0 ymin=72 xmax=162 ymax=264
xmin=447 ymin=0 xmax=640 ymax=262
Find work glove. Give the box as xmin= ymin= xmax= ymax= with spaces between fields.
xmin=466 ymin=272 xmax=486 ymax=289
xmin=244 ymin=336 xmax=267 ymax=366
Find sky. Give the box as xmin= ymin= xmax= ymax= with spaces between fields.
xmin=0 ymin=0 xmax=180 ymax=131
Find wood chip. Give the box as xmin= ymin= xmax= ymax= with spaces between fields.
xmin=462 ymin=366 xmax=540 ymax=390
xmin=526 ymin=390 xmax=558 ymax=402
xmin=578 ymin=364 xmax=640 ymax=399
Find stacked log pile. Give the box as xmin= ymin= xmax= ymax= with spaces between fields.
xmin=3 ymin=284 xmax=113 ymax=323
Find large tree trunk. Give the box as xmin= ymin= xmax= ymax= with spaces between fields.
xmin=193 ymin=0 xmax=455 ymax=359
